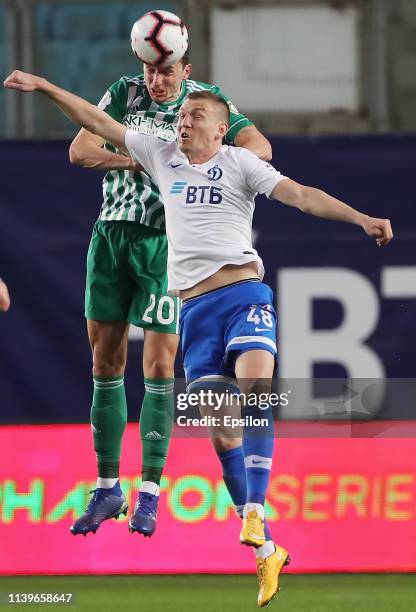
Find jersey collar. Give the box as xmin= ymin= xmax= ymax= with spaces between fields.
xmin=186 ymin=145 xmax=227 ymax=168
xmin=168 ymin=144 xmax=227 ymax=168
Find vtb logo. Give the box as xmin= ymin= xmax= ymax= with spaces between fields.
xmin=169 ymin=182 xmax=223 ymax=204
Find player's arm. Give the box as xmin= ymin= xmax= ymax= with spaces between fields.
xmin=234 ymin=125 xmax=272 ymax=161
xmin=0 ymin=279 xmax=10 ymax=312
xmin=69 ymin=129 xmax=142 ymax=171
xmin=69 ymin=79 xmax=142 ymax=171
xmin=271 ymin=178 xmax=393 ymax=246
xmin=4 ymin=70 xmax=127 ymax=151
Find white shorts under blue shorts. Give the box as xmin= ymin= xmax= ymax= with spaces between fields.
xmin=179 ymin=279 xmax=277 ymax=389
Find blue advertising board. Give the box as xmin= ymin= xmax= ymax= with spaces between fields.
xmin=0 ymin=136 xmax=415 ymax=423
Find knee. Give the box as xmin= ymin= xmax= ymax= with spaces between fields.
xmin=143 ymin=332 xmax=178 ymax=379
xmin=239 ymin=379 xmax=271 ymax=398
xmin=144 ymin=354 xmax=175 ymax=379
xmin=211 ymin=436 xmax=242 ymax=455
xmin=92 ymin=347 xmax=126 ymax=378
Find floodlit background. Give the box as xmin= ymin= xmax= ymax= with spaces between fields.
xmin=0 ymin=0 xmax=415 ymax=609
xmin=2 ymin=0 xmax=416 ymax=137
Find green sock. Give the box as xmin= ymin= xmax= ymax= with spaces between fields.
xmin=140 ymin=378 xmax=174 ymax=485
xmin=91 ymin=375 xmax=127 ymax=479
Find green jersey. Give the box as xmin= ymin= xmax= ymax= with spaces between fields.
xmin=97 ymin=75 xmax=253 ymax=229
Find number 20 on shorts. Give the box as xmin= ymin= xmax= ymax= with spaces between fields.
xmin=143 ymin=293 xmax=176 ymax=325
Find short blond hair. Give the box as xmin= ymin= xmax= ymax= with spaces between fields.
xmin=186 ymin=91 xmax=230 ymax=123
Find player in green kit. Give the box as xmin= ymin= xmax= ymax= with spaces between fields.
xmin=66 ymin=50 xmax=272 ymax=536
xmin=4 ymin=65 xmax=393 ymax=604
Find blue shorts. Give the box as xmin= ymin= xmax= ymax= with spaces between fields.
xmin=179 ymin=280 xmax=277 ymax=388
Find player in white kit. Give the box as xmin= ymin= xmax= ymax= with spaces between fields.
xmin=4 ymin=70 xmax=393 ymax=606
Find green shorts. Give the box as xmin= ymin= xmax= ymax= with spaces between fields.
xmin=85 ymin=220 xmax=180 ymax=334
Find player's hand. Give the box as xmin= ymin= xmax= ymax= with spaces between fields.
xmin=117 ymin=151 xmax=143 ymax=172
xmin=3 ymin=70 xmax=46 ymax=92
xmin=0 ymin=279 xmax=10 ymax=312
xmin=130 ymin=160 xmax=144 ymax=172
xmin=361 ymin=216 xmax=393 ymax=246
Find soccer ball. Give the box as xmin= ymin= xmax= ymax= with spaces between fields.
xmin=131 ymin=10 xmax=188 ymax=67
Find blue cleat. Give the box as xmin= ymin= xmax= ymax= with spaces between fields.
xmin=128 ymin=492 xmax=159 ymax=537
xmin=70 ymin=484 xmax=128 ymax=536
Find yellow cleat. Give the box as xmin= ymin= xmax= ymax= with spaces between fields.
xmin=240 ymin=510 xmax=266 ymax=548
xmin=256 ymin=545 xmax=290 ymax=607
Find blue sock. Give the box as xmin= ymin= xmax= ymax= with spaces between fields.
xmin=243 ymin=403 xmax=274 ymax=507
xmin=218 ymin=446 xmax=247 ymax=509
xmin=218 ymin=445 xmax=272 ymax=541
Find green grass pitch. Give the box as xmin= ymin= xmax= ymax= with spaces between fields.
xmin=0 ymin=574 xmax=415 ymax=611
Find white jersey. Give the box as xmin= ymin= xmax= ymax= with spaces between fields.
xmin=125 ymin=130 xmax=288 ymax=294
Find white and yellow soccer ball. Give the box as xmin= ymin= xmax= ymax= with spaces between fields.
xmin=131 ymin=10 xmax=188 ymax=67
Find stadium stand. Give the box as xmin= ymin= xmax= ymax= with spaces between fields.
xmin=33 ymin=1 xmax=179 ymax=136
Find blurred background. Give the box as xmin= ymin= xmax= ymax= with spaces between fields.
xmin=1 ymin=0 xmax=416 ymax=138
xmin=0 ymin=0 xmax=415 ymax=604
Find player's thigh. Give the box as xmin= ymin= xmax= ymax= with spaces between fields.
xmin=143 ymin=329 xmax=179 ymax=379
xmin=131 ymin=290 xmax=180 ymax=335
xmin=234 ymin=349 xmax=275 ymax=379
xmin=127 ymin=230 xmax=180 ymax=336
xmin=224 ymin=282 xmax=277 ymax=393
xmin=234 ymin=349 xmax=275 ymax=395
xmin=85 ymin=221 xmax=135 ymax=322
xmin=87 ymin=319 xmax=130 ymax=373
xmin=180 ymin=296 xmax=226 ymax=385
xmin=180 ymin=293 xmax=241 ymax=448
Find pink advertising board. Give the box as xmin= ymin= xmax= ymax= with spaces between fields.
xmin=1 ymin=424 xmax=416 ymax=574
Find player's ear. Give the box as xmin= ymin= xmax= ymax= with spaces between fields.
xmin=219 ymin=121 xmax=228 ymax=139
xmin=182 ymin=63 xmax=192 ymax=79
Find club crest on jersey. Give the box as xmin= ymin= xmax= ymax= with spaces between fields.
xmin=207 ymin=165 xmax=223 ymax=181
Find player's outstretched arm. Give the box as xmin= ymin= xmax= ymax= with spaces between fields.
xmin=3 ymin=71 xmax=127 ymax=151
xmin=234 ymin=126 xmax=272 ymax=161
xmin=272 ymin=178 xmax=393 ymax=246
xmin=69 ymin=129 xmax=142 ymax=172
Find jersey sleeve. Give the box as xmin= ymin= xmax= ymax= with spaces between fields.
xmin=238 ymin=149 xmax=288 ymax=197
xmin=209 ymin=85 xmax=253 ymax=144
xmin=124 ymin=130 xmax=157 ymax=178
xmin=97 ymin=77 xmax=128 ymax=122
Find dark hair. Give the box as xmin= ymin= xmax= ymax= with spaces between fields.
xmin=186 ymin=91 xmax=230 ymax=123
xmin=180 ymin=49 xmax=190 ymax=66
